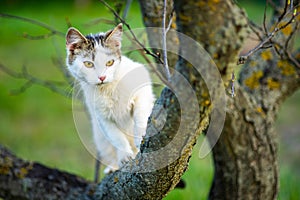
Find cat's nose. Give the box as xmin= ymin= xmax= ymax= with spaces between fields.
xmin=99 ymin=76 xmax=106 ymax=82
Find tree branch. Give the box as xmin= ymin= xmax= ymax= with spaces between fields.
xmin=238 ymin=2 xmax=300 ymax=65
xmin=0 ymin=63 xmax=71 ymax=97
xmin=0 ymin=145 xmax=94 ymax=200
xmin=0 ymin=13 xmax=64 ymax=38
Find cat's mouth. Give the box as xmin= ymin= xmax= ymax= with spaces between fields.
xmin=96 ymin=81 xmax=106 ymax=86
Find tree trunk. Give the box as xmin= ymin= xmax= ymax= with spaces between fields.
xmin=209 ymin=87 xmax=280 ymax=199
xmin=140 ymin=0 xmax=300 ymax=199
xmin=210 ymin=53 xmax=300 ymax=199
xmin=208 ymin=2 xmax=300 ymax=199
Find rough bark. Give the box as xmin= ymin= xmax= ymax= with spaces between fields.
xmin=209 ymin=53 xmax=300 ymax=200
xmin=208 ymin=4 xmax=300 ymax=200
xmin=141 ymin=0 xmax=299 ymax=199
xmin=0 ymin=145 xmax=94 ymax=200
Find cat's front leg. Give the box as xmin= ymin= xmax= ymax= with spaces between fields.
xmin=132 ymin=92 xmax=154 ymax=150
xmin=97 ymin=117 xmax=134 ymax=168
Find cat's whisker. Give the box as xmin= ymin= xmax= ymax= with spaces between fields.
xmin=63 ymin=81 xmax=77 ymax=99
xmin=65 ymin=85 xmax=73 ymax=97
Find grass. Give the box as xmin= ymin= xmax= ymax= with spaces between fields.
xmin=0 ymin=1 xmax=299 ymax=199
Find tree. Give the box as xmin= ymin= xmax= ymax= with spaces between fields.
xmin=0 ymin=0 xmax=299 ymax=199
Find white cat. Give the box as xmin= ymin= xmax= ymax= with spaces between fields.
xmin=65 ymin=24 xmax=154 ymax=174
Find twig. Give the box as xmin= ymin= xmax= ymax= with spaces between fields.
xmin=248 ymin=20 xmax=264 ymax=41
xmin=99 ymin=0 xmax=164 ymax=65
xmin=121 ymin=31 xmax=169 ymax=88
xmin=166 ymin=9 xmax=174 ymax=33
xmin=0 ymin=13 xmax=64 ymax=38
xmin=162 ymin=0 xmax=171 ymax=81
xmin=238 ymin=3 xmax=299 ymax=65
xmin=10 ymin=81 xmax=33 ymax=96
xmin=263 ymin=0 xmax=269 ymax=35
xmin=268 ymin=0 xmax=281 ymax=14
xmin=84 ymin=18 xmax=115 ymax=27
xmin=65 ymin=17 xmax=73 ymax=28
xmin=99 ymin=0 xmax=171 ymax=84
xmin=272 ymin=40 xmax=300 ymax=69
xmin=230 ymin=72 xmax=236 ymax=98
xmin=99 ymin=0 xmax=171 ymax=85
xmin=23 ymin=32 xmax=57 ymax=40
xmin=0 ymin=63 xmax=70 ymax=97
xmin=137 ymin=48 xmax=171 ymax=88
xmin=278 ymin=0 xmax=290 ymax=22
xmin=286 ymin=50 xmax=300 ymax=69
xmin=122 ymin=0 xmax=133 ymax=20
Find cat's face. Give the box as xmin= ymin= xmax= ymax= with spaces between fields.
xmin=66 ymin=24 xmax=123 ymax=85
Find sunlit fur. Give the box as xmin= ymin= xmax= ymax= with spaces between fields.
xmin=66 ymin=24 xmax=154 ymax=172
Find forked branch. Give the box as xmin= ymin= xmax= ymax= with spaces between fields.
xmin=0 ymin=64 xmax=70 ymax=97
xmin=238 ymin=1 xmax=299 ymax=65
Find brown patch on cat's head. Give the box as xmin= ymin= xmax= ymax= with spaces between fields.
xmin=66 ymin=28 xmax=95 ymax=65
xmin=66 ymin=24 xmax=123 ymax=65
xmin=66 ymin=28 xmax=87 ymax=49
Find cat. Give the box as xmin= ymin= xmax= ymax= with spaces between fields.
xmin=65 ymin=23 xmax=155 ymax=175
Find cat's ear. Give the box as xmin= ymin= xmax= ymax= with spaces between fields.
xmin=104 ymin=23 xmax=123 ymax=50
xmin=66 ymin=27 xmax=87 ymax=50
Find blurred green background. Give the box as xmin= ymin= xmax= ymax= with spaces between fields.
xmin=0 ymin=0 xmax=299 ymax=199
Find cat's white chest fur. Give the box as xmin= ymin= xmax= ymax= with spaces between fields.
xmin=83 ymin=77 xmax=135 ymax=135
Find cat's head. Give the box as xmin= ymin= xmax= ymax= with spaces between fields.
xmin=66 ymin=24 xmax=123 ymax=85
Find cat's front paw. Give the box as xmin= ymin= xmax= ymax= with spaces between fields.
xmin=104 ymin=166 xmax=116 ymax=174
xmin=117 ymin=150 xmax=135 ymax=167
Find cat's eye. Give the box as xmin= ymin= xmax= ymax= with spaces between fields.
xmin=106 ymin=59 xmax=114 ymax=67
xmin=83 ymin=61 xmax=94 ymax=68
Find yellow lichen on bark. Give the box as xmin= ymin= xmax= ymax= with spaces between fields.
xmin=244 ymin=71 xmax=263 ymax=90
xmin=16 ymin=167 xmax=29 ymax=179
xmin=0 ymin=165 xmax=10 ymax=175
xmin=0 ymin=156 xmax=13 ymax=175
xmin=194 ymin=1 xmax=206 ymax=7
xmin=194 ymin=0 xmax=220 ymax=11
xmin=207 ymin=0 xmax=220 ymax=12
xmin=204 ymin=100 xmax=210 ymax=105
xmin=15 ymin=162 xmax=33 ymax=179
xmin=267 ymin=78 xmax=280 ymax=90
xmin=178 ymin=13 xmax=192 ymax=23
xmin=277 ymin=60 xmax=296 ymax=76
xmin=280 ymin=23 xmax=293 ymax=36
xmin=250 ymin=61 xmax=257 ymax=67
xmin=113 ymin=176 xmax=119 ymax=183
xmin=256 ymin=106 xmax=263 ymax=113
xmin=261 ymin=50 xmax=273 ymax=61
xmin=256 ymin=106 xmax=266 ymax=117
